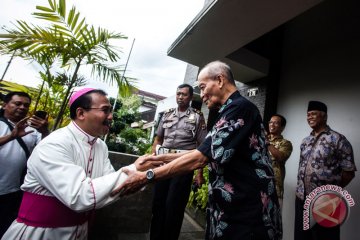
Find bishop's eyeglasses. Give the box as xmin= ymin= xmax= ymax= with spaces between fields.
xmin=84 ymin=106 xmax=113 ymax=115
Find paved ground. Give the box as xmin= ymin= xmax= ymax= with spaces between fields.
xmin=179 ymin=212 xmax=205 ymax=240
xmin=116 ymin=212 xmax=205 ymax=240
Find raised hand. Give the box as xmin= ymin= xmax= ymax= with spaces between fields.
xmin=12 ymin=117 xmax=34 ymax=138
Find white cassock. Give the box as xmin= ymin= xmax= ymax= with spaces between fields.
xmin=2 ymin=121 xmax=133 ymax=240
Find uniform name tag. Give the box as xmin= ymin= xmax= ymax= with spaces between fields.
xmin=185 ymin=119 xmax=195 ymax=124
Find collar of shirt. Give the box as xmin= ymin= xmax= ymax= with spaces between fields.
xmin=269 ymin=134 xmax=284 ymax=141
xmin=70 ymin=121 xmax=97 ymax=145
xmin=7 ymin=118 xmax=16 ymax=127
xmin=174 ymin=107 xmax=191 ymax=118
xmin=310 ymin=125 xmax=331 ymax=137
xmin=218 ymin=91 xmax=239 ymax=113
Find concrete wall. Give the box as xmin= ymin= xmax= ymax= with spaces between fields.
xmin=278 ymin=0 xmax=360 ymax=239
xmin=236 ymin=79 xmax=267 ymax=118
xmin=191 ymin=64 xmax=268 ymax=128
xmin=89 ymin=152 xmax=153 ymax=240
xmin=183 ymin=63 xmax=199 ymax=86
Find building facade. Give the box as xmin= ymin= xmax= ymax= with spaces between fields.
xmin=168 ymin=0 xmax=360 ymax=239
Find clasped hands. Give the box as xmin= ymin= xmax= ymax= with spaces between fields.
xmin=110 ymin=154 xmax=164 ymax=197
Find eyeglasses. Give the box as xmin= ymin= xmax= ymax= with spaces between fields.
xmin=84 ymin=107 xmax=113 ymax=115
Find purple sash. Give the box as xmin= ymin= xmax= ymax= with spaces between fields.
xmin=17 ymin=191 xmax=90 ymax=228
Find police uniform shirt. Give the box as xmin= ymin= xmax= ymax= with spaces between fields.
xmin=156 ymin=107 xmax=207 ymax=150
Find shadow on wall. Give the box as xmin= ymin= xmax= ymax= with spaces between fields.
xmin=89 ymin=152 xmax=153 ymax=240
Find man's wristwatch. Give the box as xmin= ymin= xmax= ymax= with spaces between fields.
xmin=146 ymin=169 xmax=155 ymax=182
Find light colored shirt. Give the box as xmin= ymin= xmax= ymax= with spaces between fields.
xmin=0 ymin=120 xmax=41 ymax=195
xmin=2 ymin=121 xmax=134 ymax=240
xmin=157 ymin=107 xmax=207 ymax=150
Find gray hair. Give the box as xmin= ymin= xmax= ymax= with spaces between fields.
xmin=201 ymin=60 xmax=235 ymax=85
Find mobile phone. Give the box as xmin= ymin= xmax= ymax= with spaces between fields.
xmin=34 ymin=110 xmax=47 ymax=119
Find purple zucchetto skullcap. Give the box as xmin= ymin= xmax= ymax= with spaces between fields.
xmin=68 ymin=88 xmax=96 ymax=107
xmin=307 ymin=100 xmax=327 ymax=113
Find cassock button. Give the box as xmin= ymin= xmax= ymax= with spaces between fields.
xmin=89 ymin=158 xmax=92 ymax=162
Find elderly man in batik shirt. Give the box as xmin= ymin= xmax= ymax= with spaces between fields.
xmin=267 ymin=114 xmax=292 ymax=209
xmin=114 ymin=61 xmax=282 ymax=240
xmin=294 ymin=101 xmax=357 ymax=240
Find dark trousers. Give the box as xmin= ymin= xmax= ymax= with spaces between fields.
xmin=150 ymin=172 xmax=193 ymax=240
xmin=205 ymin=221 xmax=271 ymax=240
xmin=0 ymin=191 xmax=23 ymax=238
xmin=294 ymin=197 xmax=340 ymax=240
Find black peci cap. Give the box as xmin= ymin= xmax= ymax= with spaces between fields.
xmin=307 ymin=101 xmax=327 ymax=113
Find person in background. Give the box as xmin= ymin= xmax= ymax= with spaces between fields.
xmin=150 ymin=83 xmax=207 ymax=240
xmin=294 ymin=100 xmax=357 ymax=240
xmin=0 ymin=91 xmax=49 ymax=238
xmin=267 ymin=114 xmax=293 ymax=209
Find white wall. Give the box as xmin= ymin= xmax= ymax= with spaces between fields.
xmin=277 ymin=0 xmax=360 ymax=239
xmin=154 ymin=95 xmax=177 ymax=118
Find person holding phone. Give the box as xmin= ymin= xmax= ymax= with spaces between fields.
xmin=0 ymin=92 xmax=49 ymax=238
xmin=27 ymin=110 xmax=49 ymax=131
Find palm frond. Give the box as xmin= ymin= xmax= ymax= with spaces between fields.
xmin=1 ymin=0 xmax=134 ymax=104
xmin=0 ymin=80 xmax=31 ymax=93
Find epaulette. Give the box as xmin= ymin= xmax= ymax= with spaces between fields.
xmin=165 ymin=108 xmax=176 ymax=113
xmin=162 ymin=108 xmax=176 ymax=118
xmin=192 ymin=108 xmax=203 ymax=116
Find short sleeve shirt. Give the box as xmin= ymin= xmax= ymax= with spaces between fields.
xmin=157 ymin=107 xmax=207 ymax=150
xmin=0 ymin=120 xmax=42 ymax=195
xmin=198 ymin=91 xmax=282 ymax=240
xmin=269 ymin=136 xmax=293 ymax=199
xmin=296 ymin=126 xmax=356 ymax=200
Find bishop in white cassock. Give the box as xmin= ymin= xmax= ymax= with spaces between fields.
xmin=2 ymin=88 xmax=158 ymax=240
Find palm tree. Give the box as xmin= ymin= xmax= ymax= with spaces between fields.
xmin=0 ymin=0 xmax=134 ymax=130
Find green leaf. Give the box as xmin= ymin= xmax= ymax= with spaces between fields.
xmin=0 ymin=0 xmax=132 ymax=130
xmin=73 ymin=14 xmax=84 ymax=35
xmin=48 ymin=0 xmax=55 ymax=11
xmin=36 ymin=6 xmax=54 ymax=12
xmin=59 ymin=0 xmax=66 ymax=18
xmin=67 ymin=7 xmax=75 ymax=26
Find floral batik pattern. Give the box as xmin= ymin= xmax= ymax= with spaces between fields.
xmin=198 ymin=91 xmax=282 ymax=240
xmin=296 ymin=126 xmax=356 ymax=200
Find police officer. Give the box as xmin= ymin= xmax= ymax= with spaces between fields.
xmin=150 ymin=83 xmax=207 ymax=240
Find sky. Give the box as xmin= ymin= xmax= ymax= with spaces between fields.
xmin=0 ymin=0 xmax=204 ymax=98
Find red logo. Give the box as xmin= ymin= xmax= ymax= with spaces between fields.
xmin=311 ymin=192 xmax=348 ymax=227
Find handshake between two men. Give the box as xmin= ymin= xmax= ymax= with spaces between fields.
xmin=111 ymin=149 xmax=202 ymax=197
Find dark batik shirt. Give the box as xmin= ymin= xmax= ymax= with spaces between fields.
xmin=296 ymin=126 xmax=356 ymax=200
xmin=198 ymin=91 xmax=282 ymax=240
